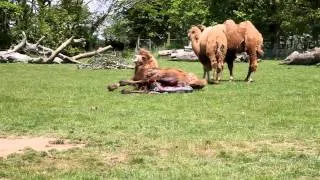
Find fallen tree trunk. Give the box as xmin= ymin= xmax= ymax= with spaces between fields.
xmin=0 ymin=32 xmax=113 ymax=64
xmin=0 ymin=51 xmax=42 ymax=63
xmin=44 ymin=36 xmax=75 ymax=63
xmin=280 ymin=48 xmax=320 ymax=65
xmin=72 ymin=45 xmax=112 ymax=60
xmin=158 ymin=49 xmax=198 ymax=61
xmin=10 ymin=31 xmax=27 ymax=53
xmin=36 ymin=44 xmax=82 ymax=64
xmin=170 ymin=50 xmax=197 ymax=61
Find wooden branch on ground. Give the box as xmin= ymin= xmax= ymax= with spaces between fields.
xmin=35 ymin=36 xmax=45 ymax=47
xmin=44 ymin=36 xmax=75 ymax=63
xmin=0 ymin=51 xmax=42 ymax=63
xmin=280 ymin=47 xmax=320 ymax=65
xmin=10 ymin=31 xmax=27 ymax=52
xmin=34 ymin=44 xmax=81 ymax=64
xmin=73 ymin=38 xmax=86 ymax=44
xmin=1 ymin=32 xmax=112 ymax=64
xmin=72 ymin=45 xmax=112 ymax=60
xmin=24 ymin=36 xmax=46 ymax=55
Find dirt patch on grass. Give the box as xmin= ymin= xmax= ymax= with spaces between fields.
xmin=191 ymin=139 xmax=320 ymax=157
xmin=0 ymin=136 xmax=85 ymax=158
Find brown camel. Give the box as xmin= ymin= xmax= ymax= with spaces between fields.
xmin=224 ymin=19 xmax=264 ymax=82
xmin=132 ymin=48 xmax=159 ymax=81
xmin=188 ymin=25 xmax=211 ymax=81
xmin=199 ymin=24 xmax=227 ymax=83
xmin=188 ymin=24 xmax=227 ymax=83
xmin=108 ymin=48 xmax=206 ymax=93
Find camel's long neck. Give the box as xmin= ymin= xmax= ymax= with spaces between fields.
xmin=191 ymin=36 xmax=200 ymax=56
xmin=133 ymin=65 xmax=144 ymax=81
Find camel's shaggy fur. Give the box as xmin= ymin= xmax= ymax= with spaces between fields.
xmin=108 ymin=49 xmax=206 ymax=93
xmin=224 ymin=19 xmax=264 ymax=82
xmin=188 ymin=24 xmax=227 ymax=83
xmin=188 ymin=25 xmax=211 ymax=80
xmin=199 ymin=24 xmax=227 ymax=83
xmin=133 ymin=48 xmax=159 ymax=81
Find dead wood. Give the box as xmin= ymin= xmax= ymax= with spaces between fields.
xmin=35 ymin=44 xmax=81 ymax=63
xmin=10 ymin=31 xmax=27 ymax=52
xmin=77 ymin=53 xmax=134 ymax=70
xmin=1 ymin=32 xmax=116 ymax=65
xmin=280 ymin=48 xmax=320 ymax=65
xmin=73 ymin=38 xmax=86 ymax=44
xmin=35 ymin=36 xmax=45 ymax=47
xmin=72 ymin=45 xmax=113 ymax=60
xmin=44 ymin=36 xmax=75 ymax=63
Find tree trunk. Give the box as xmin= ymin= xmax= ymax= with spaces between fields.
xmin=72 ymin=45 xmax=112 ymax=60
xmin=44 ymin=36 xmax=75 ymax=63
xmin=280 ymin=48 xmax=320 ymax=65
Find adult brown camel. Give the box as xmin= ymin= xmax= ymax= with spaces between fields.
xmin=188 ymin=24 xmax=227 ymax=83
xmin=199 ymin=24 xmax=227 ymax=83
xmin=224 ymin=19 xmax=264 ymax=82
xmin=108 ymin=48 xmax=206 ymax=93
xmin=188 ymin=25 xmax=211 ymax=81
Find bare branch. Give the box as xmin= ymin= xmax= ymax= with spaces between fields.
xmin=44 ymin=36 xmax=75 ymax=63
xmin=72 ymin=45 xmax=112 ymax=60
xmin=10 ymin=31 xmax=27 ymax=52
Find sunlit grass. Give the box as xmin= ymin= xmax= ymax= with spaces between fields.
xmin=0 ymin=59 xmax=319 ymax=179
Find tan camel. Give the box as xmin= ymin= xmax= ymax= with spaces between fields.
xmin=224 ymin=19 xmax=264 ymax=82
xmin=108 ymin=48 xmax=206 ymax=93
xmin=188 ymin=25 xmax=211 ymax=81
xmin=199 ymin=24 xmax=227 ymax=83
xmin=188 ymin=24 xmax=227 ymax=83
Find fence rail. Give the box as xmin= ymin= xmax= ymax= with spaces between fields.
xmin=134 ymin=34 xmax=319 ymax=59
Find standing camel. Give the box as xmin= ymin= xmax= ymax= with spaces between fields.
xmin=199 ymin=24 xmax=227 ymax=83
xmin=188 ymin=25 xmax=211 ymax=81
xmin=188 ymin=24 xmax=227 ymax=83
xmin=224 ymin=19 xmax=264 ymax=82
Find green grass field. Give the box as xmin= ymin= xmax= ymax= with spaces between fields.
xmin=0 ymin=58 xmax=319 ymax=179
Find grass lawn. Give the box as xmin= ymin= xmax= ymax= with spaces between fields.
xmin=0 ymin=58 xmax=319 ymax=179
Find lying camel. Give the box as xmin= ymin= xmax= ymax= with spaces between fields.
xmin=188 ymin=24 xmax=227 ymax=83
xmin=224 ymin=19 xmax=264 ymax=82
xmin=108 ymin=48 xmax=206 ymax=93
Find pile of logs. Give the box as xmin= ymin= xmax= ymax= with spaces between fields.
xmin=0 ymin=31 xmax=112 ymax=64
xmin=280 ymin=47 xmax=320 ymax=65
xmin=77 ymin=54 xmax=134 ymax=70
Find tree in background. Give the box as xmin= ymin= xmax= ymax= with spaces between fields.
xmin=105 ymin=0 xmax=319 ymax=50
xmin=1 ymin=0 xmax=319 ymax=53
xmin=0 ymin=1 xmax=22 ymax=49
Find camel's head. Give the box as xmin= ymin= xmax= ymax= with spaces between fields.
xmin=133 ymin=48 xmax=158 ymax=68
xmin=188 ymin=25 xmax=202 ymax=41
xmin=223 ymin=19 xmax=237 ymax=26
xmin=257 ymin=44 xmax=264 ymax=58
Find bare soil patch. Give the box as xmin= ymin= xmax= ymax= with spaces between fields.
xmin=0 ymin=136 xmax=85 ymax=158
xmin=192 ymin=140 xmax=320 ymax=157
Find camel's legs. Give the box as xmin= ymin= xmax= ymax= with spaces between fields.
xmin=245 ymin=50 xmax=258 ymax=82
xmin=226 ymin=50 xmax=236 ymax=81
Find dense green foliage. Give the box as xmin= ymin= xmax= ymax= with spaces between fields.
xmin=107 ymin=0 xmax=319 ymax=46
xmin=0 ymin=59 xmax=319 ymax=178
xmin=0 ymin=0 xmax=319 ymax=50
xmin=0 ymin=0 xmax=93 ymax=51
